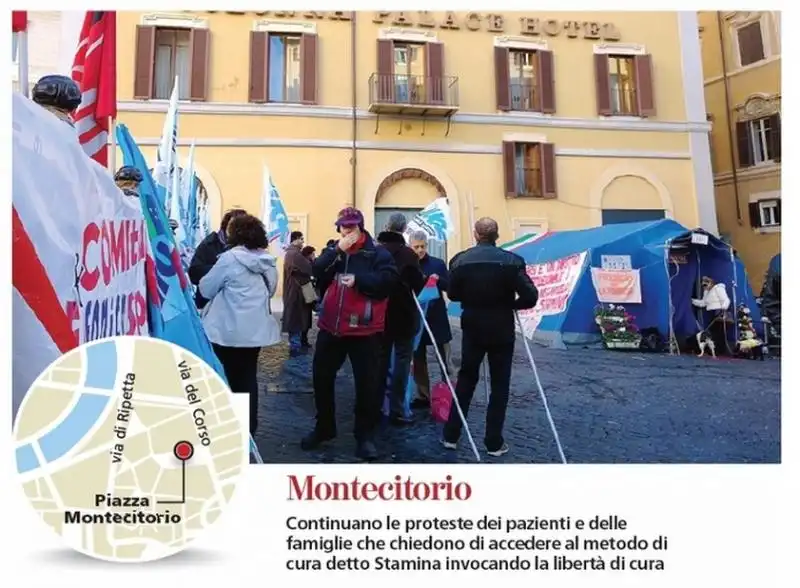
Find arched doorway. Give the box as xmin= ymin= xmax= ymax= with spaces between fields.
xmin=374 ymin=167 xmax=448 ymax=260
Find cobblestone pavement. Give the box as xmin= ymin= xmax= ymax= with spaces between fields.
xmin=252 ymin=320 xmax=781 ymax=465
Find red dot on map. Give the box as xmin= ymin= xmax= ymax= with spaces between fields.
xmin=173 ymin=441 xmax=194 ymax=461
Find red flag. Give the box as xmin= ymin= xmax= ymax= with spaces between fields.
xmin=12 ymin=11 xmax=27 ymax=33
xmin=71 ymin=11 xmax=117 ymax=167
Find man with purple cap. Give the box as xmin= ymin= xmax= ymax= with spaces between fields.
xmin=303 ymin=207 xmax=399 ymax=460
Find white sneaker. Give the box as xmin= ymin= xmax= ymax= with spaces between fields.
xmin=486 ymin=443 xmax=509 ymax=457
xmin=441 ymin=439 xmax=457 ymax=450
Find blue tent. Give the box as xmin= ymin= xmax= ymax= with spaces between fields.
xmin=449 ymin=219 xmax=762 ymax=349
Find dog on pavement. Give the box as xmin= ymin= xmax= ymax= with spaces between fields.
xmin=696 ymin=330 xmax=717 ymax=358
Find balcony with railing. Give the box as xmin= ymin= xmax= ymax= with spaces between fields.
xmin=368 ymin=73 xmax=459 ymax=116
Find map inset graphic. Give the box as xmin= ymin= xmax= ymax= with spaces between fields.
xmin=13 ymin=336 xmax=248 ymax=562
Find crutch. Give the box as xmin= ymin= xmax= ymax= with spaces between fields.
xmin=249 ymin=435 xmax=264 ymax=464
xmin=515 ymin=311 xmax=568 ymax=464
xmin=482 ymin=359 xmax=490 ymax=403
xmin=414 ymin=296 xmax=481 ymax=462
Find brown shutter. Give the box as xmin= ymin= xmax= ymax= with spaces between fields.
xmin=494 ymin=46 xmax=511 ymax=111
xmin=634 ymin=54 xmax=655 ymax=117
xmin=300 ymin=33 xmax=318 ymax=104
xmin=540 ymin=143 xmax=557 ymax=199
xmin=748 ymin=202 xmax=761 ymax=228
xmin=376 ymin=39 xmax=395 ymax=102
xmin=775 ymin=199 xmax=782 ymax=224
xmin=502 ymin=141 xmax=517 ymax=198
xmin=425 ymin=41 xmax=445 ymax=104
xmin=736 ymin=121 xmax=753 ymax=168
xmin=133 ymin=26 xmax=156 ymax=100
xmin=594 ymin=53 xmax=612 ymax=115
xmin=537 ymin=50 xmax=555 ymax=114
xmin=769 ymin=114 xmax=781 ymax=162
xmin=189 ymin=28 xmax=210 ymax=101
xmin=248 ymin=32 xmax=268 ymax=103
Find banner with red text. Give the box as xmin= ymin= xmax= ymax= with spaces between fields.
xmin=12 ymin=93 xmax=149 ymax=418
xmin=516 ymin=252 xmax=587 ymax=339
xmin=590 ymin=268 xmax=642 ymax=304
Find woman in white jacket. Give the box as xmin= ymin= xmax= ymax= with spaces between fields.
xmin=199 ymin=214 xmax=280 ymax=435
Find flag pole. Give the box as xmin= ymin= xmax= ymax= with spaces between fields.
xmin=109 ymin=117 xmax=117 ymax=171
xmin=18 ymin=31 xmax=29 ymax=98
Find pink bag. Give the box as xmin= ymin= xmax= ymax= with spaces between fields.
xmin=430 ymin=381 xmax=454 ymax=423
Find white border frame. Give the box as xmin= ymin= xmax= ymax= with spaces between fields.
xmin=592 ymin=42 xmax=646 ymax=56
xmin=729 ymin=11 xmax=774 ymax=70
xmin=378 ymin=27 xmax=438 ymax=43
xmin=253 ymin=19 xmax=317 ymax=35
xmin=140 ymin=13 xmax=208 ymax=29
xmin=494 ymin=36 xmax=548 ymax=52
xmin=511 ymin=217 xmax=550 ymax=240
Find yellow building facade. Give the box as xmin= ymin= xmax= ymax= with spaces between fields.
xmin=699 ymin=11 xmax=781 ymax=288
xmin=114 ymin=10 xmax=715 ymax=259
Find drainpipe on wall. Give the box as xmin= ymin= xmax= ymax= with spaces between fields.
xmin=350 ymin=12 xmax=358 ymax=207
xmin=716 ymin=10 xmax=743 ymax=225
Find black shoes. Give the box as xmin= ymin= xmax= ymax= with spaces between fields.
xmin=300 ymin=429 xmax=336 ymax=450
xmin=301 ymin=429 xmax=378 ymax=461
xmin=410 ymin=397 xmax=430 ymax=409
xmin=356 ymin=439 xmax=378 ymax=461
xmin=389 ymin=414 xmax=415 ymax=426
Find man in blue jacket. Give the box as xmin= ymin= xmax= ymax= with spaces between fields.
xmin=408 ymin=231 xmax=453 ymax=408
xmin=302 ymin=207 xmax=399 ymax=461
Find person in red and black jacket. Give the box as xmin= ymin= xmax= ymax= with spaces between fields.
xmin=301 ymin=207 xmax=399 ymax=461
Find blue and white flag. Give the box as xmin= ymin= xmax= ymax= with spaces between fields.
xmin=405 ymin=197 xmax=453 ymax=243
xmin=261 ymin=166 xmax=290 ymax=255
xmin=153 ymin=76 xmax=179 ymax=211
xmin=180 ymin=141 xmax=197 ymax=249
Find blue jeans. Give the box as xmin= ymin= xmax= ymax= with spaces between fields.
xmin=378 ymin=333 xmax=415 ymax=417
xmin=289 ymin=332 xmax=302 ymax=351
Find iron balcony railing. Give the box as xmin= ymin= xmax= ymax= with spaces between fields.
xmin=369 ymin=73 xmax=459 ymax=109
xmin=510 ymin=82 xmax=537 ymax=111
xmin=514 ymin=167 xmax=543 ymax=197
xmin=609 ymin=85 xmax=638 ymax=116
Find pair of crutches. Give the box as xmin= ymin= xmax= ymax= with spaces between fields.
xmin=413 ymin=298 xmax=567 ymax=464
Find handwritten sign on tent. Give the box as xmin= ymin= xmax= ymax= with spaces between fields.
xmin=516 ymin=252 xmax=587 ymax=338
xmin=591 ymin=268 xmax=642 ymax=304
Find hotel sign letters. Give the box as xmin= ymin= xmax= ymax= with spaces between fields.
xmin=210 ymin=11 xmax=621 ymax=41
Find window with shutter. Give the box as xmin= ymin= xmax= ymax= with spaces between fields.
xmin=247 ymin=32 xmax=318 ymax=104
xmin=738 ymin=115 xmax=781 ymax=168
xmin=499 ymin=49 xmax=555 ymax=114
xmin=757 ymin=199 xmax=780 ymax=227
xmin=248 ymin=31 xmax=268 ymax=103
xmin=736 ymin=21 xmax=765 ymax=67
xmin=595 ymin=52 xmax=655 ymax=117
xmin=134 ymin=25 xmax=210 ymax=101
xmin=502 ymin=141 xmax=557 ymax=199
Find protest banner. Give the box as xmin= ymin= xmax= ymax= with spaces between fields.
xmin=12 ymin=93 xmax=149 ymax=417
xmin=516 ymin=252 xmax=588 ymax=338
xmin=590 ymin=268 xmax=643 ymax=304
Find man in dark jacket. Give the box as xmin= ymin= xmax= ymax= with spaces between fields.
xmin=443 ymin=217 xmax=539 ymax=457
xmin=188 ymin=209 xmax=247 ymax=309
xmin=376 ymin=214 xmax=427 ymax=425
xmin=409 ymin=230 xmax=453 ymax=408
xmin=302 ymin=207 xmax=399 ymax=460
